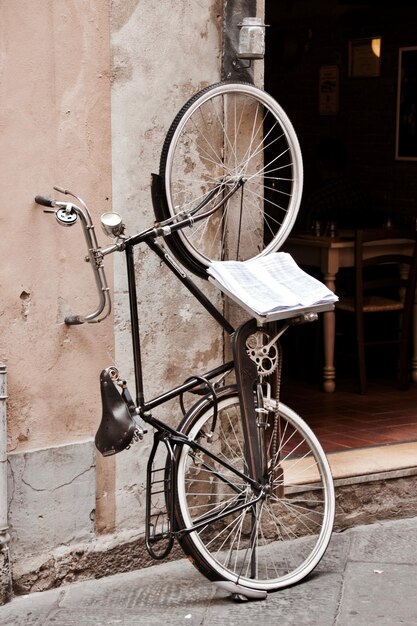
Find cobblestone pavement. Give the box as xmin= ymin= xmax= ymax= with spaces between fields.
xmin=1 ymin=516 xmax=417 ymax=625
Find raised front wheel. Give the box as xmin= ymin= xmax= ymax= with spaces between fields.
xmin=157 ymin=82 xmax=303 ymax=277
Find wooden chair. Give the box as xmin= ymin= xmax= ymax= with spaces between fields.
xmin=336 ymin=229 xmax=417 ymax=393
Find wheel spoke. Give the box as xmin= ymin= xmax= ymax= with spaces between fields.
xmin=158 ymin=82 xmax=303 ymax=276
xmin=175 ymin=389 xmax=334 ymax=591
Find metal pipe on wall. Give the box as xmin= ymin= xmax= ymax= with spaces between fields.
xmin=222 ymin=0 xmax=257 ymax=81
xmin=0 ymin=362 xmax=11 ymax=604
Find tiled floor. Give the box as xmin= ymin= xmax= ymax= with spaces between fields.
xmin=281 ymin=375 xmax=417 ymax=453
xmin=280 ymin=374 xmax=417 ymax=479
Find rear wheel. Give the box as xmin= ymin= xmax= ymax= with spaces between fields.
xmin=158 ymin=82 xmax=303 ymax=277
xmin=174 ymin=387 xmax=335 ymax=592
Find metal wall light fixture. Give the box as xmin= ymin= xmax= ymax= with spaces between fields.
xmin=237 ymin=17 xmax=266 ymax=58
xmin=235 ymin=17 xmax=266 ymax=69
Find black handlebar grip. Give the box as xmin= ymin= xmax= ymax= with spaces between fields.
xmin=35 ymin=195 xmax=54 ymax=207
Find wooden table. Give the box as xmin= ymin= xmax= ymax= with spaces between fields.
xmin=283 ymin=233 xmax=417 ymax=392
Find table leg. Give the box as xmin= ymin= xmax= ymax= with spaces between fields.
xmin=323 ymin=272 xmax=337 ymax=393
xmin=412 ymin=298 xmax=417 ymax=383
xmin=323 ymin=310 xmax=336 ymax=392
xmin=401 ymin=262 xmax=417 ymax=383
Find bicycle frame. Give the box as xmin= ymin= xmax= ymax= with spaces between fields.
xmin=124 ymin=233 xmax=235 ymax=413
xmin=35 ymin=174 xmax=313 ymax=563
xmin=143 ymin=396 xmax=266 ymax=560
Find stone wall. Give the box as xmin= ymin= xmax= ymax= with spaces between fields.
xmin=0 ymin=0 xmax=229 ymax=602
xmin=0 ymin=0 xmax=112 ymax=603
xmin=109 ymin=0 xmax=224 ymax=534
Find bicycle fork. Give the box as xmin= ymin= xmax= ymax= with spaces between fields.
xmin=233 ymin=314 xmax=315 ymax=493
xmin=233 ymin=319 xmax=273 ymax=582
xmin=233 ymin=318 xmax=270 ymax=486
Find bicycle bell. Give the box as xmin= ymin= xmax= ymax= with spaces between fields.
xmin=56 ymin=205 xmax=78 ymax=226
xmin=101 ymin=212 xmax=124 ymax=238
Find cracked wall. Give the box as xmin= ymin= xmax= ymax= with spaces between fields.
xmin=7 ymin=440 xmax=96 ymax=580
xmin=110 ymin=0 xmax=225 ymax=531
xmin=1 ymin=0 xmax=265 ymax=599
xmin=0 ymin=0 xmax=112 ymax=597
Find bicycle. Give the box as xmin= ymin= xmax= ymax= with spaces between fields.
xmin=35 ymin=81 xmax=335 ymax=601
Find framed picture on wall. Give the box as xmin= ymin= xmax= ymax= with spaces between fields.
xmin=349 ymin=37 xmax=381 ymax=78
xmin=396 ymin=46 xmax=417 ymax=160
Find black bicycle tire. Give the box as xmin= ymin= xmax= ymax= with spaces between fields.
xmin=157 ymin=81 xmax=303 ymax=278
xmin=173 ymin=386 xmax=335 ymax=592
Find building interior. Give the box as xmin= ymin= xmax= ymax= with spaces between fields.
xmin=264 ymin=0 xmax=417 ymax=472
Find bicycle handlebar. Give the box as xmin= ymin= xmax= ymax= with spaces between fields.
xmin=35 ymin=187 xmax=112 ymax=325
xmin=34 ymin=195 xmax=55 ymax=208
xmin=35 ymin=178 xmax=243 ymax=325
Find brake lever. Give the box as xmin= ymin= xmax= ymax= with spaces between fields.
xmin=35 ymin=195 xmax=78 ymax=226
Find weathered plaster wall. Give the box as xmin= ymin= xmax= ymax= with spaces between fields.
xmin=0 ymin=0 xmax=228 ymax=598
xmin=0 ymin=0 xmax=266 ymax=601
xmin=109 ymin=0 xmax=225 ymax=530
xmin=7 ymin=440 xmax=96 ymax=564
xmin=0 ymin=1 xmax=113 ymax=450
xmin=0 ymin=0 xmax=113 ymax=598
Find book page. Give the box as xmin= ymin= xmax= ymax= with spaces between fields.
xmin=207 ymin=253 xmax=337 ymax=315
xmin=252 ymin=253 xmax=336 ymax=306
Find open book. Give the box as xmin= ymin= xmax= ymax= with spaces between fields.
xmin=207 ymin=252 xmax=338 ymax=322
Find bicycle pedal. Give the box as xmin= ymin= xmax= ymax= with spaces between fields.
xmin=213 ymin=581 xmax=267 ymax=601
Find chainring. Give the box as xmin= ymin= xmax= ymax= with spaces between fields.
xmin=246 ymin=331 xmax=279 ymax=376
